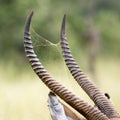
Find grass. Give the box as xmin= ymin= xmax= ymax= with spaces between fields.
xmin=0 ymin=58 xmax=120 ymax=120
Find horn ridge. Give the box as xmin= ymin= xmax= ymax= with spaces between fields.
xmin=24 ymin=12 xmax=109 ymax=120
xmin=60 ymin=14 xmax=120 ymax=119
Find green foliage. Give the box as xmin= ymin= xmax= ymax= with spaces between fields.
xmin=96 ymin=11 xmax=120 ymax=56
xmin=0 ymin=0 xmax=120 ymax=62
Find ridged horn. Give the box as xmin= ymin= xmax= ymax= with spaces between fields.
xmin=60 ymin=14 xmax=120 ymax=119
xmin=24 ymin=11 xmax=109 ymax=120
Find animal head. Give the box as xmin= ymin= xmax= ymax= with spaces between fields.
xmin=24 ymin=11 xmax=120 ymax=120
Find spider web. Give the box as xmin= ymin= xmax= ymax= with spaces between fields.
xmin=30 ymin=27 xmax=71 ymax=84
xmin=31 ymin=28 xmax=60 ymax=48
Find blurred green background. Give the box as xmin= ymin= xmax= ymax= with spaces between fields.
xmin=0 ymin=0 xmax=120 ymax=119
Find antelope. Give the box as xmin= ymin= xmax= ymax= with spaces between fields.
xmin=24 ymin=11 xmax=120 ymax=120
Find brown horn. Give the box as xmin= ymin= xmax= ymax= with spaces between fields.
xmin=60 ymin=14 xmax=120 ymax=119
xmin=24 ymin=11 xmax=109 ymax=120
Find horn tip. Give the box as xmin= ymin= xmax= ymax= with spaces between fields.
xmin=63 ymin=14 xmax=66 ymax=25
xmin=29 ymin=10 xmax=34 ymax=17
xmin=63 ymin=14 xmax=66 ymax=19
xmin=27 ymin=10 xmax=34 ymax=21
xmin=61 ymin=14 xmax=67 ymax=37
xmin=24 ymin=10 xmax=34 ymax=33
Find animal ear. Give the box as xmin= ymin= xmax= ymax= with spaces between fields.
xmin=48 ymin=91 xmax=68 ymax=120
xmin=48 ymin=91 xmax=81 ymax=120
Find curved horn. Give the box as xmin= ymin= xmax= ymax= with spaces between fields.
xmin=60 ymin=14 xmax=120 ymax=119
xmin=24 ymin=11 xmax=109 ymax=120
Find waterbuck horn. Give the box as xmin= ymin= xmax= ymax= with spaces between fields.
xmin=24 ymin=11 xmax=109 ymax=120
xmin=60 ymin=14 xmax=120 ymax=119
